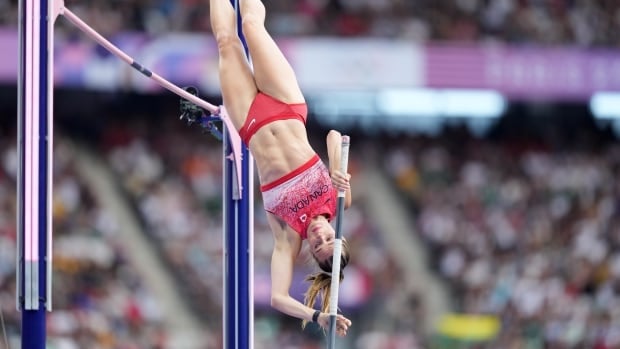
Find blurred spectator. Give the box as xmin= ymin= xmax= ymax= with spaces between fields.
xmin=384 ymin=126 xmax=620 ymax=348
xmin=3 ymin=0 xmax=619 ymax=45
xmin=0 ymin=134 xmax=168 ymax=348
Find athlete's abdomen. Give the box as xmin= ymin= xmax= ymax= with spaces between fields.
xmin=249 ymin=120 xmax=315 ymax=185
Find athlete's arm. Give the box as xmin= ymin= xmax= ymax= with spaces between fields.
xmin=326 ymin=130 xmax=352 ymax=209
xmin=270 ymin=217 xmax=317 ymax=322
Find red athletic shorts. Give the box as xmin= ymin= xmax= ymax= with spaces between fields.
xmin=239 ymin=92 xmax=308 ymax=146
xmin=261 ymin=154 xmax=337 ymax=239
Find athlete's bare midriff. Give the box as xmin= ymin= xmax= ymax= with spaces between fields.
xmin=248 ymin=119 xmax=316 ymax=185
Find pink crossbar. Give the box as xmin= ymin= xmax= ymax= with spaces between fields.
xmin=59 ymin=5 xmax=244 ymax=195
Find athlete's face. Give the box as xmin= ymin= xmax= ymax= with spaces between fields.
xmin=306 ymin=219 xmax=335 ymax=262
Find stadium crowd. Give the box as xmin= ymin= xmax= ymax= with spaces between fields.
xmin=1 ymin=0 xmax=618 ymax=45
xmin=0 ymin=133 xmax=169 ymax=348
xmin=384 ymin=125 xmax=620 ymax=348
xmin=3 ymin=0 xmax=620 ymax=347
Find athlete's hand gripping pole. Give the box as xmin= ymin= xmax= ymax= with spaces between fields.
xmin=328 ymin=135 xmax=350 ymax=349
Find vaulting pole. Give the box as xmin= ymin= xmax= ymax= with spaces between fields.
xmin=328 ymin=136 xmax=350 ymax=349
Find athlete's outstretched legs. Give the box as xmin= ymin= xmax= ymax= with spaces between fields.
xmin=210 ymin=0 xmax=257 ymax=129
xmin=240 ymin=0 xmax=304 ymax=104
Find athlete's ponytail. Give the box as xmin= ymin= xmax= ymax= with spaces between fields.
xmin=302 ymin=238 xmax=350 ymax=329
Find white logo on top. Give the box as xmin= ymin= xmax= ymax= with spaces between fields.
xmin=247 ymin=118 xmax=256 ymax=130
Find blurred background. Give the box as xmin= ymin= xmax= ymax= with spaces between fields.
xmin=1 ymin=0 xmax=620 ymax=348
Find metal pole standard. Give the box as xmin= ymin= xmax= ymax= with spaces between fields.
xmin=223 ymin=1 xmax=254 ymax=348
xmin=328 ymin=136 xmax=350 ymax=349
xmin=16 ymin=1 xmax=254 ymax=348
xmin=17 ymin=0 xmax=57 ymax=348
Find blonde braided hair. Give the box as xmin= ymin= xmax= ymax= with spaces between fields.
xmin=301 ymin=238 xmax=350 ymax=329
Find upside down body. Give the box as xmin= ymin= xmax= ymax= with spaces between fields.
xmin=209 ymin=0 xmax=352 ymax=336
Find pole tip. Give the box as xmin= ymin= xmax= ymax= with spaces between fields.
xmin=341 ymin=135 xmax=350 ymax=144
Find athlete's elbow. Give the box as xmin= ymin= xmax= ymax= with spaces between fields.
xmin=328 ymin=129 xmax=341 ymax=138
xmin=344 ymin=198 xmax=352 ymax=210
xmin=270 ymin=295 xmax=278 ymax=308
xmin=270 ymin=293 xmax=285 ymax=310
xmin=326 ymin=129 xmax=341 ymax=144
xmin=344 ymin=190 xmax=352 ymax=209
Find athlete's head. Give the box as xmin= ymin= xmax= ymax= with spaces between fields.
xmin=301 ymin=216 xmax=350 ymax=328
xmin=306 ymin=217 xmax=337 ymax=262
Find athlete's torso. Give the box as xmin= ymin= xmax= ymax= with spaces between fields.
xmin=248 ymin=120 xmax=314 ymax=185
xmin=261 ymin=156 xmax=337 ymax=237
xmin=239 ymin=93 xmax=315 ymax=185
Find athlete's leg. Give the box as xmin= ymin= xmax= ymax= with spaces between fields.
xmin=240 ymin=0 xmax=304 ymax=104
xmin=210 ymin=0 xmax=258 ymax=130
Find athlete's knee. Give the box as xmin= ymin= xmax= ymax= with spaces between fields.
xmin=214 ymin=31 xmax=241 ymax=53
xmin=241 ymin=12 xmax=265 ymax=33
xmin=241 ymin=0 xmax=266 ymax=32
xmin=241 ymin=0 xmax=266 ymax=19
